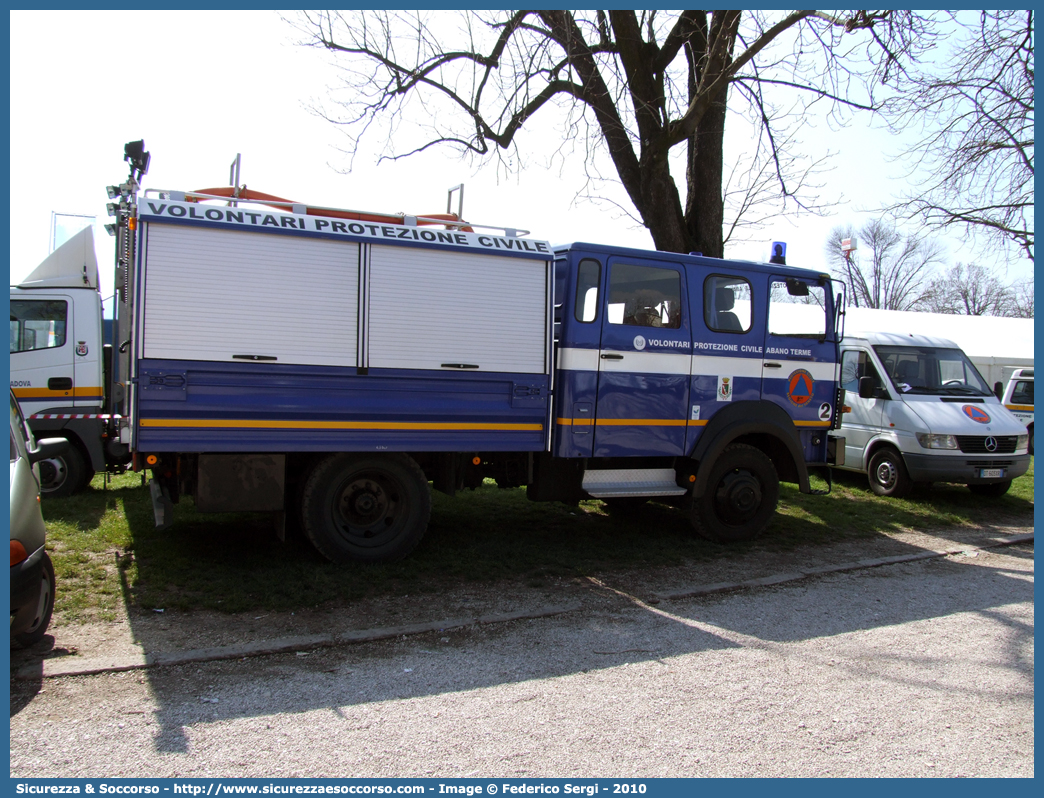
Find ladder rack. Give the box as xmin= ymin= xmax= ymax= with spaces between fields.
xmin=141 ymin=186 xmax=531 ymax=239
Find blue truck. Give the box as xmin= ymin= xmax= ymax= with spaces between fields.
xmin=75 ymin=141 xmax=846 ymax=562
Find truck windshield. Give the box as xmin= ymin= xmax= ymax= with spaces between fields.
xmin=873 ymin=345 xmax=992 ymax=397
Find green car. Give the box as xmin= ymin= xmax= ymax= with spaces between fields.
xmin=10 ymin=391 xmax=67 ymax=647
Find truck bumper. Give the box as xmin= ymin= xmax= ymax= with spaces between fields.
xmin=903 ymin=452 xmax=1031 ymax=484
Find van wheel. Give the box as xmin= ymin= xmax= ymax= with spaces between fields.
xmin=968 ymin=481 xmax=1011 ymax=497
xmin=38 ymin=444 xmax=88 ymax=498
xmin=867 ymin=448 xmax=912 ymax=498
xmin=690 ymin=444 xmax=779 ymax=543
xmin=12 ymin=553 xmax=56 ymax=648
xmin=301 ymin=453 xmax=431 ymax=563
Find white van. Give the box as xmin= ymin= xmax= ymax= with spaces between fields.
xmin=999 ymin=368 xmax=1033 ymax=455
xmin=834 ymin=332 xmax=1031 ymax=497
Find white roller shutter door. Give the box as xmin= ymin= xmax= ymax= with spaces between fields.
xmin=142 ymin=224 xmax=359 ymax=367
xmin=367 ymin=245 xmax=548 ymax=374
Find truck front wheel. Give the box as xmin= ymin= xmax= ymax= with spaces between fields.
xmin=38 ymin=443 xmax=91 ymax=498
xmin=690 ymin=444 xmax=779 ymax=543
xmin=301 ymin=453 xmax=431 ymax=563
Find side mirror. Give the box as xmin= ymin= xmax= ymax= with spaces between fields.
xmin=858 ymin=376 xmax=878 ymax=400
xmin=28 ymin=437 xmax=70 ymax=465
xmin=994 ymin=381 xmax=1003 ymax=400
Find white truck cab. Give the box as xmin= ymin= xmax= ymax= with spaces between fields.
xmin=999 ymin=368 xmax=1033 ymax=455
xmin=834 ymin=331 xmax=1030 ymax=497
xmin=9 ymin=226 xmax=129 ymax=495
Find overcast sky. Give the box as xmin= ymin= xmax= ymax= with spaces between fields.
xmin=9 ymin=10 xmax=1034 ymax=305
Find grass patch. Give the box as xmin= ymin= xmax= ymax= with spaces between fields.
xmin=43 ymin=459 xmax=1033 ymax=622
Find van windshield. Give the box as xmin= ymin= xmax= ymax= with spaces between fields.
xmin=873 ymin=345 xmax=992 ymax=397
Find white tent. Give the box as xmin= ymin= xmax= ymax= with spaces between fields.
xmin=843 ymin=307 xmax=1033 ymax=386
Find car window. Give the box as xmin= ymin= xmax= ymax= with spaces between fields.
xmin=840 ymin=350 xmax=882 ymax=394
xmin=1012 ymin=380 xmax=1033 ymax=405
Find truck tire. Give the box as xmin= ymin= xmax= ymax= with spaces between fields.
xmin=12 ymin=553 xmax=56 ymax=648
xmin=301 ymin=453 xmax=431 ymax=563
xmin=967 ymin=480 xmax=1011 ymax=497
xmin=690 ymin=443 xmax=779 ymax=543
xmin=867 ymin=447 xmax=912 ymax=498
xmin=38 ymin=444 xmax=90 ymax=498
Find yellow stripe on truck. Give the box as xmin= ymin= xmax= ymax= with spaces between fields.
xmin=139 ymin=418 xmax=543 ymax=432
xmin=11 ymin=387 xmax=104 ymax=399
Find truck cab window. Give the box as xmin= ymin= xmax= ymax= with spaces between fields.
xmin=606 ymin=262 xmax=681 ymax=328
xmin=574 ymin=259 xmax=601 ymax=323
xmin=10 ymin=300 xmax=67 ymax=353
xmin=768 ymin=279 xmax=826 ymax=338
xmin=703 ymin=276 xmax=751 ymax=333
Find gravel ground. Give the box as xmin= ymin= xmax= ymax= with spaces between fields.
xmin=9 ymin=535 xmax=1034 ymax=778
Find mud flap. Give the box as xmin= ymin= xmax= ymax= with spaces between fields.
xmin=149 ymin=479 xmax=174 ymax=530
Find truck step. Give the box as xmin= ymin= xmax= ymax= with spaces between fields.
xmin=582 ymin=468 xmax=688 ymax=498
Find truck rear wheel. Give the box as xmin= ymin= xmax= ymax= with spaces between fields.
xmin=38 ymin=443 xmax=91 ymax=498
xmin=690 ymin=444 xmax=779 ymax=543
xmin=301 ymin=453 xmax=431 ymax=563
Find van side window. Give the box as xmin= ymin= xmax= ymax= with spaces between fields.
xmin=1012 ymin=380 xmax=1034 ymax=405
xmin=10 ymin=299 xmax=67 ymax=353
xmin=574 ymin=259 xmax=601 ymax=323
xmin=703 ymin=276 xmax=751 ymax=333
xmin=841 ymin=350 xmax=882 ymax=394
xmin=607 ymin=263 xmax=681 ymax=328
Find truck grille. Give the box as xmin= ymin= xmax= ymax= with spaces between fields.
xmin=956 ymin=436 xmax=1019 ymax=454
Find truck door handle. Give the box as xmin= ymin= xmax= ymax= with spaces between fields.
xmin=48 ymin=377 xmax=73 ymax=391
xmin=600 ymin=353 xmax=624 ymax=360
xmin=763 ymin=362 xmax=782 ymax=369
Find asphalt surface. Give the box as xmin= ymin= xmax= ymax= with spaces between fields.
xmin=9 ymin=541 xmax=1034 ymax=778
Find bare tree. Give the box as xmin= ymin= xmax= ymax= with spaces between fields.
xmin=825 ymin=219 xmax=945 ymax=310
xmin=290 ymin=10 xmax=923 ymax=256
xmin=924 ymin=262 xmax=1014 ymax=316
xmin=881 ymin=11 xmax=1034 ymax=262
xmin=1009 ymin=278 xmax=1035 ymax=319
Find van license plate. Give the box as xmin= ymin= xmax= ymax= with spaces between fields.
xmin=979 ymin=468 xmax=1004 ymax=479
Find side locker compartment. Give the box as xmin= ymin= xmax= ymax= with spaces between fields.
xmin=365 ymin=244 xmax=551 ymax=452
xmin=135 ymin=222 xmax=360 ymax=452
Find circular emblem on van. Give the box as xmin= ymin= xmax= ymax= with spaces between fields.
xmin=633 ymin=335 xmax=646 ymax=351
xmin=787 ymin=369 xmax=815 ymax=406
xmin=962 ymin=405 xmax=992 ymax=424
xmin=984 ymin=436 xmax=998 ymax=452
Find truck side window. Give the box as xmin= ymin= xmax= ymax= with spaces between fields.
xmin=574 ymin=259 xmax=601 ymax=323
xmin=704 ymin=276 xmax=751 ymax=333
xmin=9 ymin=300 xmax=67 ymax=353
xmin=841 ymin=350 xmax=881 ymax=394
xmin=768 ymin=278 xmax=826 ymax=338
xmin=1012 ymin=380 xmax=1034 ymax=405
xmin=607 ymin=263 xmax=682 ymax=328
